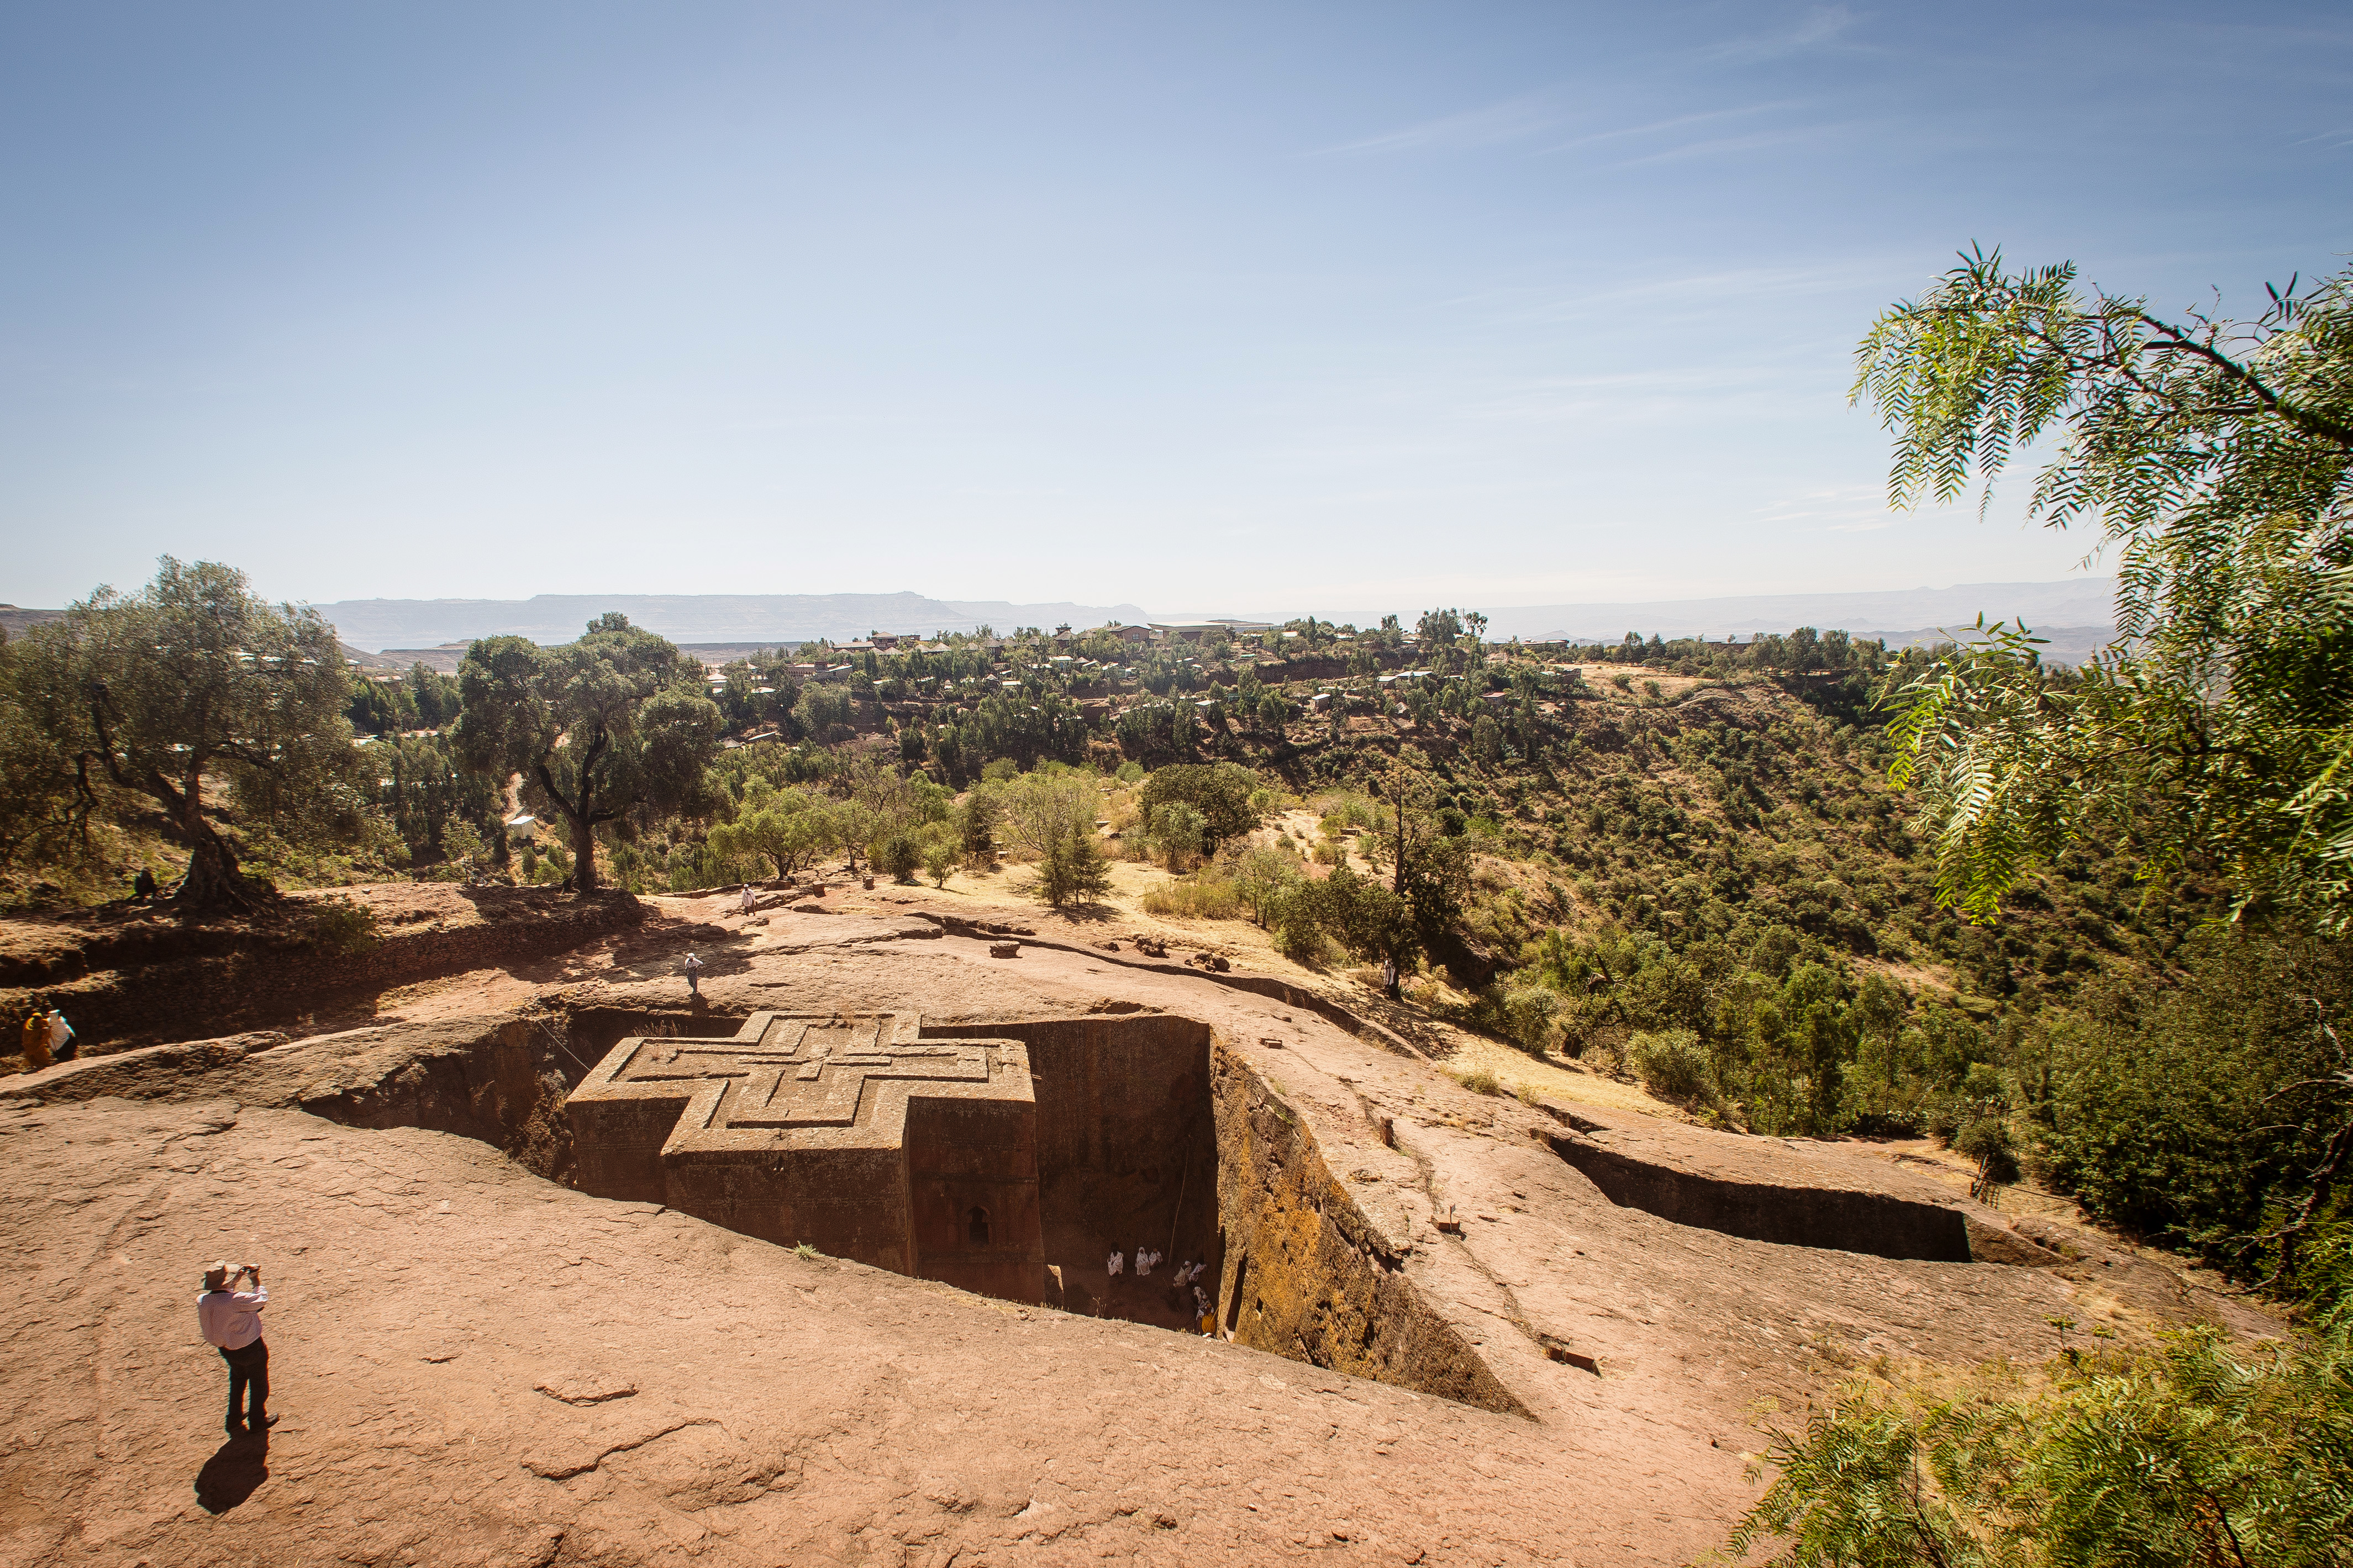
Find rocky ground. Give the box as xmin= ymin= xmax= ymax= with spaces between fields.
xmin=0 ymin=878 xmax=2280 ymax=1567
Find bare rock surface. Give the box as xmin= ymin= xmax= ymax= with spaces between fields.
xmin=6 ymin=1098 xmax=1646 ymax=1567
xmin=0 ymin=879 xmax=2283 ymax=1566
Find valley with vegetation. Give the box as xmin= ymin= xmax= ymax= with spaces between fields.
xmin=5 ymin=251 xmax=2349 ymax=1568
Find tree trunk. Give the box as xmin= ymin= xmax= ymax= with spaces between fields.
xmin=171 ymin=777 xmax=271 ymax=913
xmin=535 ymin=754 xmax=602 ymax=894
xmin=567 ymin=808 xmax=599 ymax=891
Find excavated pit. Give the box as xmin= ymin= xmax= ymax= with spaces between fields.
xmin=299 ymin=1003 xmax=1523 ymax=1414
xmin=1537 ymin=1126 xmax=1977 ymax=1263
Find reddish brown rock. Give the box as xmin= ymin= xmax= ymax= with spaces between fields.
xmin=0 ymin=881 xmax=2281 ymax=1566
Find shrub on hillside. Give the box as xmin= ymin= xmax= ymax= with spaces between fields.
xmin=875 ymin=832 xmax=922 ymax=884
xmin=1723 ymin=1280 xmax=2353 ymax=1568
xmin=2035 ymin=927 xmax=2352 ymax=1289
xmin=1149 ymin=801 xmax=1207 ymax=870
xmin=299 ymin=894 xmax=381 ymax=955
xmin=1497 ymin=983 xmax=1561 ymax=1055
xmin=1630 ymin=1027 xmax=1711 ymax=1106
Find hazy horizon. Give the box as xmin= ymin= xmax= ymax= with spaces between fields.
xmin=0 ymin=576 xmax=2110 ymax=658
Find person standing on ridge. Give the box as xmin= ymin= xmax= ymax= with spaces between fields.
xmin=683 ymin=952 xmax=704 ymax=997
xmin=197 ymin=1261 xmax=274 ymax=1436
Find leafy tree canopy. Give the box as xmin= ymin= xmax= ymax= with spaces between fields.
xmin=12 ymin=557 xmax=356 ymax=909
xmin=1139 ymin=762 xmax=1262 ymax=852
xmin=453 ymin=614 xmax=722 ymax=892
xmin=1859 ymin=248 xmax=2353 ymax=931
xmin=997 ymin=770 xmax=1111 ymax=909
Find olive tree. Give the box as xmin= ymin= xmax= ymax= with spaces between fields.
xmin=15 ymin=557 xmax=356 ymax=909
xmin=454 ymin=614 xmax=722 ymax=893
xmin=706 ymin=786 xmax=834 ymax=878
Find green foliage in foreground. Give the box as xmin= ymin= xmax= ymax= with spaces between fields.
xmin=1717 ymin=1288 xmax=2353 ymax=1568
xmin=1858 ymin=249 xmax=2353 ymax=933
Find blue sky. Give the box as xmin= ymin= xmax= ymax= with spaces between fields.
xmin=3 ymin=2 xmax=2347 ymax=618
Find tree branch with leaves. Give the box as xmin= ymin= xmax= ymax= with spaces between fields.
xmin=1859 ymin=247 xmax=2353 ymax=931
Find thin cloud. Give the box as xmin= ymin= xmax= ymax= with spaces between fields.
xmin=1750 ymin=484 xmax=1899 ymax=532
xmin=1612 ymin=122 xmax=1855 ymax=168
xmin=1534 ymin=101 xmax=1797 ymax=155
xmin=1706 ymin=5 xmax=1860 ymax=64
xmin=1465 ymin=365 xmax=1804 ymax=426
xmin=1313 ymin=91 xmax=1563 ymax=157
xmin=1466 ymin=259 xmax=1895 ymax=325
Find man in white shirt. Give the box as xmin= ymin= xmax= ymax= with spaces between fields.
xmin=197 ymin=1261 xmax=273 ymax=1436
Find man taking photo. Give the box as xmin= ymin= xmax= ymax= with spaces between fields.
xmin=198 ymin=1260 xmax=274 ymax=1437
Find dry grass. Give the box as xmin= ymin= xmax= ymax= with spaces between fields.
xmin=1140 ymin=877 xmax=1241 ymax=920
xmin=1437 ymin=1027 xmax=1693 ymax=1121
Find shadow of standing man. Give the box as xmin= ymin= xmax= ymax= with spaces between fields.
xmin=194 ymin=1424 xmax=270 ymax=1514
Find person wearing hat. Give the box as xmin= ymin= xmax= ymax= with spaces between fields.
xmin=197 ymin=1260 xmax=274 ymax=1435
xmin=682 ymin=951 xmax=704 ymax=997
xmin=19 ymin=1005 xmax=50 ymax=1071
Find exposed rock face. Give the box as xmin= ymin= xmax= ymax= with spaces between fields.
xmin=1541 ymin=1127 xmax=1975 ymax=1261
xmin=0 ymin=885 xmax=651 ymax=1052
xmin=1210 ymin=1038 xmax=1526 ymax=1414
xmin=922 ymin=1013 xmax=1218 ymax=1333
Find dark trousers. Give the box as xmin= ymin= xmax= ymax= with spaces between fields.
xmin=219 ymin=1338 xmax=269 ymax=1429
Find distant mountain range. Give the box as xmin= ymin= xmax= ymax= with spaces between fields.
xmin=1451 ymin=579 xmax=2117 ymax=646
xmin=313 ymin=593 xmax=1152 ymax=653
xmin=4 ymin=578 xmax=2123 ymax=667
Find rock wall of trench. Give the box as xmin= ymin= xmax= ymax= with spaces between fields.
xmin=297 ymin=1016 xmax=577 ymax=1181
xmin=1538 ymin=1129 xmax=1977 ymax=1262
xmin=1210 ymin=1039 xmax=1526 ymax=1416
xmin=2 ymin=894 xmax=645 ymax=1053
xmin=922 ymin=1014 xmax=1219 ymax=1322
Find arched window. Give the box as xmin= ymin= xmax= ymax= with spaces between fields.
xmin=966 ymin=1206 xmax=990 ymax=1245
